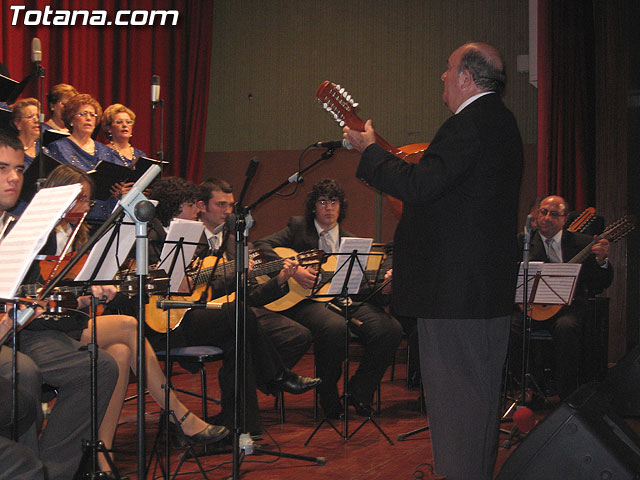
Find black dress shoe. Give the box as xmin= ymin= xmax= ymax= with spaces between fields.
xmin=323 ymin=403 xmax=344 ymax=420
xmin=270 ymin=369 xmax=322 ymax=395
xmin=167 ymin=411 xmax=229 ymax=448
xmin=348 ymin=395 xmax=375 ymax=417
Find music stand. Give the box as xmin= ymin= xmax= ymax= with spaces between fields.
xmin=145 ymin=231 xmax=212 ymax=479
xmin=502 ymin=262 xmax=582 ymax=447
xmin=304 ymin=245 xmax=394 ymax=446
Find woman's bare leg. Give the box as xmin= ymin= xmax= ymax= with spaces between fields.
xmin=81 ymin=315 xmax=212 ymax=456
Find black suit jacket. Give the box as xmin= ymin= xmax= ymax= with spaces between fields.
xmin=254 ymin=215 xmax=352 ymax=264
xmin=525 ymin=230 xmax=613 ymax=301
xmin=356 ymin=93 xmax=524 ymax=319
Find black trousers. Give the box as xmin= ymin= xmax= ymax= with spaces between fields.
xmin=281 ymin=300 xmax=402 ymax=410
xmin=179 ymin=303 xmax=294 ymax=432
xmin=510 ymin=302 xmax=585 ymax=399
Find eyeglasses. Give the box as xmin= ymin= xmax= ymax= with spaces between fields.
xmin=317 ymin=199 xmax=339 ymax=207
xmin=21 ymin=113 xmax=38 ymax=121
xmin=539 ymin=208 xmax=566 ymax=218
xmin=76 ymin=111 xmax=98 ymax=118
xmin=113 ymin=119 xmax=134 ymax=126
xmin=78 ymin=195 xmax=96 ymax=207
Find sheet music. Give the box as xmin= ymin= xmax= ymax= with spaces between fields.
xmin=327 ymin=237 xmax=373 ymax=295
xmin=514 ymin=262 xmax=582 ymax=305
xmin=0 ymin=184 xmax=82 ymax=298
xmin=75 ymin=200 xmax=158 ymax=281
xmin=157 ymin=219 xmax=204 ymax=291
xmin=75 ymin=215 xmax=137 ymax=281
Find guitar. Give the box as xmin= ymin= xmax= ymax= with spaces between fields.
xmin=316 ymin=80 xmax=429 ymax=218
xmin=1 ymin=268 xmax=170 ymax=344
xmin=567 ymin=207 xmax=596 ymax=233
xmin=145 ymin=249 xmax=325 ymax=333
xmin=264 ymin=247 xmax=388 ymax=312
xmin=530 ymin=215 xmax=635 ymax=321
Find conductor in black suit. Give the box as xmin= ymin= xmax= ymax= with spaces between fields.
xmin=513 ymin=195 xmax=612 ymax=400
xmin=344 ymin=42 xmax=523 ymax=479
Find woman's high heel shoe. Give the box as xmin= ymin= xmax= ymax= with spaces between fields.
xmin=167 ymin=411 xmax=229 ymax=448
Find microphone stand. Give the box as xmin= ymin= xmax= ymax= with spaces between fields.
xmin=34 ymin=58 xmax=47 ymax=192
xmin=228 ymin=158 xmax=325 ymax=479
xmin=151 ymin=100 xmax=164 ymax=161
xmin=501 ymin=216 xmax=537 ymax=449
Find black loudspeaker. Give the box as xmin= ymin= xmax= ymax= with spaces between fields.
xmin=496 ymin=386 xmax=640 ymax=479
xmin=605 ymin=345 xmax=640 ymax=417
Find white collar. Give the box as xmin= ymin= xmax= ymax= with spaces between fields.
xmin=539 ymin=229 xmax=563 ymax=245
xmin=314 ymin=219 xmax=339 ymax=238
xmin=455 ymin=91 xmax=494 ymax=114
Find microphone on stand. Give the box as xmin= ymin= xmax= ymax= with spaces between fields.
xmin=314 ymin=139 xmax=353 ymax=150
xmin=31 ymin=38 xmax=42 ymax=74
xmin=523 ymin=214 xmax=532 ymax=268
xmin=151 ymin=75 xmax=161 ymax=105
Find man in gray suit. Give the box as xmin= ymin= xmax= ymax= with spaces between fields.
xmin=0 ymin=129 xmax=118 ymax=479
xmin=345 ymin=42 xmax=523 ymax=479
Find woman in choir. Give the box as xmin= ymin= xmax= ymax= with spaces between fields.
xmin=41 ymin=164 xmax=229 ymax=473
xmin=11 ymin=98 xmax=41 ymax=169
xmin=47 ymin=93 xmax=118 ymax=171
xmin=102 ymin=103 xmax=145 ymax=166
xmin=44 ymin=83 xmax=78 ymax=133
xmin=102 ymin=103 xmax=147 ymax=199
xmin=47 ymin=94 xmax=121 ymax=220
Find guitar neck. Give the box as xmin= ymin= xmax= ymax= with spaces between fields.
xmin=567 ymin=215 xmax=636 ymax=264
xmin=191 ymin=257 xmax=289 ymax=288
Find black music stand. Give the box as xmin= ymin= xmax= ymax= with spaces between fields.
xmin=501 ymin=262 xmax=581 ymax=448
xmin=145 ymin=232 xmax=213 ymax=480
xmin=304 ymin=247 xmax=394 ymax=446
xmin=67 ymin=218 xmax=135 ymax=480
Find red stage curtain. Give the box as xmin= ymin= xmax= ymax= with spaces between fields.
xmin=0 ymin=0 xmax=212 ymax=181
xmin=536 ymin=0 xmax=595 ymax=210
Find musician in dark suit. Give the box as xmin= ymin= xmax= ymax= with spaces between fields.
xmin=344 ymin=42 xmax=523 ymax=479
xmin=254 ymin=179 xmax=402 ymax=419
xmin=513 ymin=195 xmax=612 ymax=400
xmin=0 ymin=374 xmax=45 ymax=479
xmin=146 ymin=176 xmax=320 ymax=435
xmin=0 ymin=129 xmax=119 ymax=480
xmin=197 ymin=178 xmax=313 ymax=371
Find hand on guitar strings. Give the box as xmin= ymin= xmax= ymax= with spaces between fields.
xmin=276 ymin=258 xmax=299 ymax=286
xmin=343 ymin=119 xmax=377 ymax=153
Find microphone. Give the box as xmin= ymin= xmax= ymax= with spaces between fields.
xmin=31 ymin=37 xmax=42 ymax=64
xmin=523 ymin=214 xmax=532 ymax=267
xmin=151 ymin=75 xmax=161 ymax=104
xmin=314 ymin=139 xmax=353 ymax=150
xmin=512 ymin=406 xmax=535 ymax=433
xmin=245 ymin=156 xmax=259 ymax=179
xmin=31 ymin=37 xmax=44 ymax=79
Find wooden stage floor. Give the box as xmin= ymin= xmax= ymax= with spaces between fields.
xmin=108 ymin=350 xmax=640 ymax=479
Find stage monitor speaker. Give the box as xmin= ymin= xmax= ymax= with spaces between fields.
xmin=496 ymin=386 xmax=640 ymax=479
xmin=605 ymin=344 xmax=640 ymax=417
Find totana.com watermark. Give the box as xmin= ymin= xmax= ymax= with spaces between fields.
xmin=10 ymin=5 xmax=179 ymax=26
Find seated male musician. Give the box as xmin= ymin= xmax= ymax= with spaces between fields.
xmin=0 ymin=373 xmax=45 ymax=478
xmin=197 ymin=177 xmax=313 ymax=371
xmin=511 ymin=195 xmax=613 ymax=400
xmin=146 ymin=176 xmax=320 ymax=436
xmin=254 ymin=178 xmax=402 ymax=419
xmin=0 ymin=129 xmax=119 ymax=479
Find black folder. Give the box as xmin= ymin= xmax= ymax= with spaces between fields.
xmin=42 ymin=128 xmax=70 ymax=147
xmin=0 ymin=73 xmax=31 ymax=104
xmin=88 ymin=156 xmax=168 ymax=201
xmin=20 ymin=152 xmax=63 ymax=202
